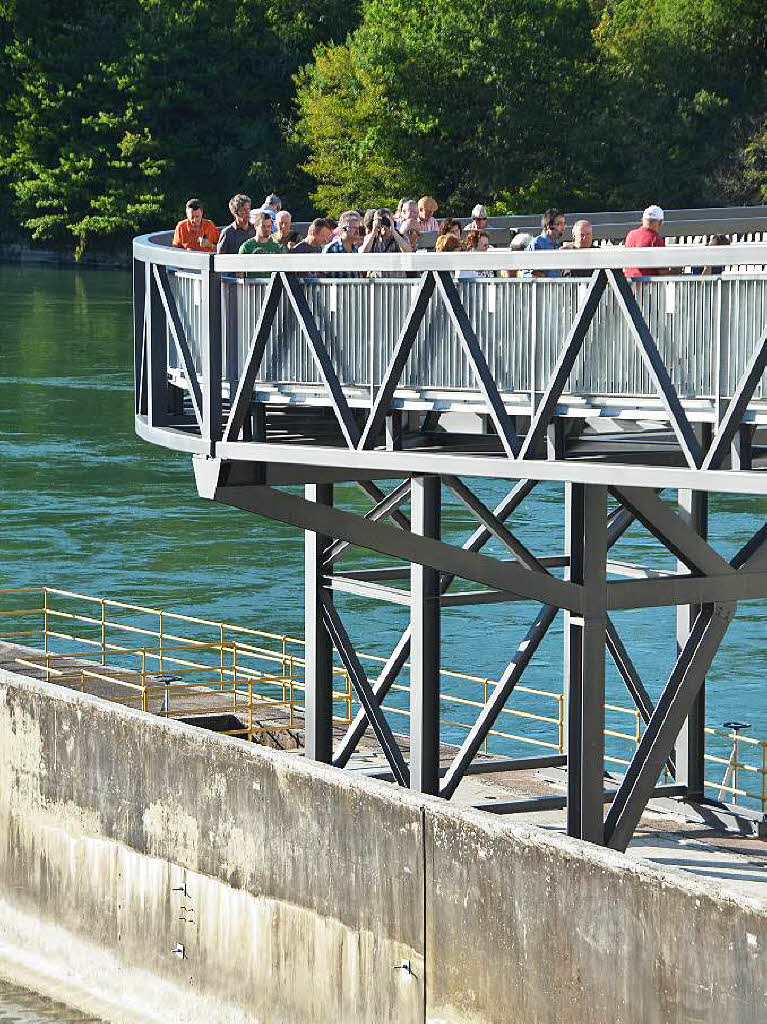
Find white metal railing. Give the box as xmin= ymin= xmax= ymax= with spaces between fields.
xmin=167 ymin=272 xmax=767 ymax=406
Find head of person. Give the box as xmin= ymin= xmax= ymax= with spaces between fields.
xmin=509 ymin=231 xmax=532 ymax=251
xmin=400 ymin=199 xmax=418 ymax=223
xmin=642 ymin=204 xmax=664 ymax=233
xmin=709 ymin=234 xmax=730 ymax=246
xmin=542 ymin=208 xmax=565 ymax=240
xmin=418 ymin=195 xmax=438 ymax=223
xmin=400 ymin=218 xmax=422 ymax=249
xmin=307 ymin=217 xmax=334 ymax=247
xmin=471 ymin=203 xmax=488 ymax=228
xmin=228 ymin=194 xmax=251 ymax=228
xmin=374 ymin=208 xmax=394 ymax=238
xmin=252 ymin=209 xmax=273 ymax=240
xmin=185 ymin=198 xmax=204 ymax=228
xmin=263 ymin=193 xmax=282 ymax=214
xmin=435 ymin=234 xmax=462 ymax=253
xmin=571 ymin=219 xmax=593 ymax=249
xmin=275 ymin=210 xmax=292 ymax=234
xmin=338 ymin=210 xmax=361 ymax=243
xmin=441 ymin=218 xmax=462 ymax=240
xmin=465 ymin=229 xmax=489 ymax=253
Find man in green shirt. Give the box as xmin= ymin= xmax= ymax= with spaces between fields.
xmin=239 ymin=209 xmax=282 ymax=277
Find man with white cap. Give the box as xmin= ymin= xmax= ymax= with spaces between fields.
xmin=464 ymin=203 xmax=489 ymax=232
xmin=624 ymin=205 xmax=667 ymax=278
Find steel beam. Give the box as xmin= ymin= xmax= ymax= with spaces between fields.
xmin=304 ymin=483 xmax=334 ymax=762
xmin=212 ymin=484 xmax=584 ymax=612
xmin=675 ymin=487 xmax=708 ymax=799
xmin=332 ymin=629 xmax=411 ymax=769
xmin=222 ymin=273 xmax=283 ymax=442
xmin=320 ymin=594 xmax=409 ymax=786
xmin=359 ymin=272 xmax=435 ymax=449
xmin=281 ymin=272 xmax=361 ymax=448
xmin=133 ymin=258 xmax=147 ymax=415
xmin=410 ymin=475 xmax=441 ymax=794
xmin=440 ymin=603 xmax=559 ymax=799
xmin=145 ymin=261 xmax=169 ymax=427
xmin=519 ymin=270 xmax=607 ymax=460
xmin=200 ymin=264 xmax=222 ymax=446
xmin=606 ymin=270 xmax=703 ymax=468
xmin=434 ymin=271 xmax=520 ymax=458
xmin=604 ymin=602 xmax=736 ymax=851
xmin=566 ymin=483 xmax=608 ymax=844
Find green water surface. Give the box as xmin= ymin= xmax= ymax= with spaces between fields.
xmin=1 ymin=265 xmax=765 ymax=773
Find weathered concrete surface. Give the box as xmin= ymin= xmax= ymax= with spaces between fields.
xmin=0 ymin=666 xmax=765 ymax=1024
xmin=0 ymin=668 xmax=424 ymax=1023
xmin=425 ymin=806 xmax=766 ymax=1024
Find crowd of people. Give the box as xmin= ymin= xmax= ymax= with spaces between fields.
xmin=172 ymin=194 xmax=731 ymax=278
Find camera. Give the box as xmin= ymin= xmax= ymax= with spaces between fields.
xmin=379 ymin=215 xmax=391 ymax=229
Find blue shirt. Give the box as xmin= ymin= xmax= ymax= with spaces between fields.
xmin=524 ymin=232 xmax=562 ymax=278
xmin=322 ymin=237 xmax=359 ymax=277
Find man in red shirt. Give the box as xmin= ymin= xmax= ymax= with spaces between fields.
xmin=624 ymin=205 xmax=667 ymax=278
xmin=172 ymin=198 xmax=218 ymax=251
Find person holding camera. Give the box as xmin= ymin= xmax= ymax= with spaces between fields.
xmin=360 ymin=208 xmax=412 ymax=278
xmin=360 ymin=209 xmax=413 ymax=255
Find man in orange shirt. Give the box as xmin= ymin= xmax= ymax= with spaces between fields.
xmin=172 ymin=198 xmax=218 ymax=251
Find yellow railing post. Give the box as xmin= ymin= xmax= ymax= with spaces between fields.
xmin=100 ymin=599 xmax=106 ymax=666
xmin=158 ymin=610 xmax=163 ymax=674
xmin=43 ymin=589 xmax=49 ymax=654
xmin=557 ymin=693 xmax=565 ymax=753
xmin=484 ymin=679 xmax=489 ymax=754
xmin=220 ymin=624 xmax=226 ymax=690
xmin=281 ymin=635 xmax=288 ymax=678
xmin=141 ymin=649 xmax=148 ymax=712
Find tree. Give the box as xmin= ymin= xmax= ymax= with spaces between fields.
xmin=592 ymin=0 xmax=767 ymax=206
xmin=295 ymin=0 xmax=604 ymax=215
xmin=0 ymin=0 xmax=361 ymax=253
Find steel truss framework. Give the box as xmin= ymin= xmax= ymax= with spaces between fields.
xmin=133 ymin=239 xmax=767 ymax=850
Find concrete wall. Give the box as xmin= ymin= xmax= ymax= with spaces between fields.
xmin=0 ymin=668 xmax=764 ymax=1024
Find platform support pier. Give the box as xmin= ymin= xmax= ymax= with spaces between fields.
xmin=565 ymin=483 xmax=607 ymax=844
xmin=305 ymin=483 xmax=334 ymax=762
xmin=410 ymin=475 xmax=442 ymax=795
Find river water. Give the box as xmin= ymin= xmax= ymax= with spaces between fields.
xmin=0 ymin=978 xmax=103 ymax=1022
xmin=0 ymin=264 xmax=765 ymax=769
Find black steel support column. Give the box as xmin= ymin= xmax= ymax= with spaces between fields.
xmin=674 ymin=486 xmax=709 ymax=798
xmin=305 ymin=483 xmax=334 ymax=762
xmin=200 ymin=263 xmax=222 ymax=446
xmin=410 ymin=475 xmax=441 ymax=794
xmin=566 ymin=483 xmax=607 ymax=843
xmin=145 ymin=261 xmax=169 ymax=426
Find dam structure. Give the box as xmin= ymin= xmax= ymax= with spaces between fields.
xmin=1 ymin=212 xmax=766 ymax=1024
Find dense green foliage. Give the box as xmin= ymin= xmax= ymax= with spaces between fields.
xmin=295 ymin=0 xmax=765 ymax=214
xmin=0 ymin=0 xmax=358 ymax=253
xmin=0 ymin=0 xmax=763 ymax=253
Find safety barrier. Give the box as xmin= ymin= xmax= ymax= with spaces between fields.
xmin=1 ymin=587 xmax=764 ymax=810
xmin=165 ymin=272 xmax=767 ymax=407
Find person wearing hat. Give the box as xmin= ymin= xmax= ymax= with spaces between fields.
xmin=625 ymin=205 xmax=667 ymax=278
xmin=464 ymin=204 xmax=489 ymax=232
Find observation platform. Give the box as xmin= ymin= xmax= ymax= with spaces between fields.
xmin=132 ymin=211 xmax=767 ymax=853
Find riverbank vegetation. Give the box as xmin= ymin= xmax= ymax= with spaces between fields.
xmin=0 ymin=0 xmax=763 ymax=255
